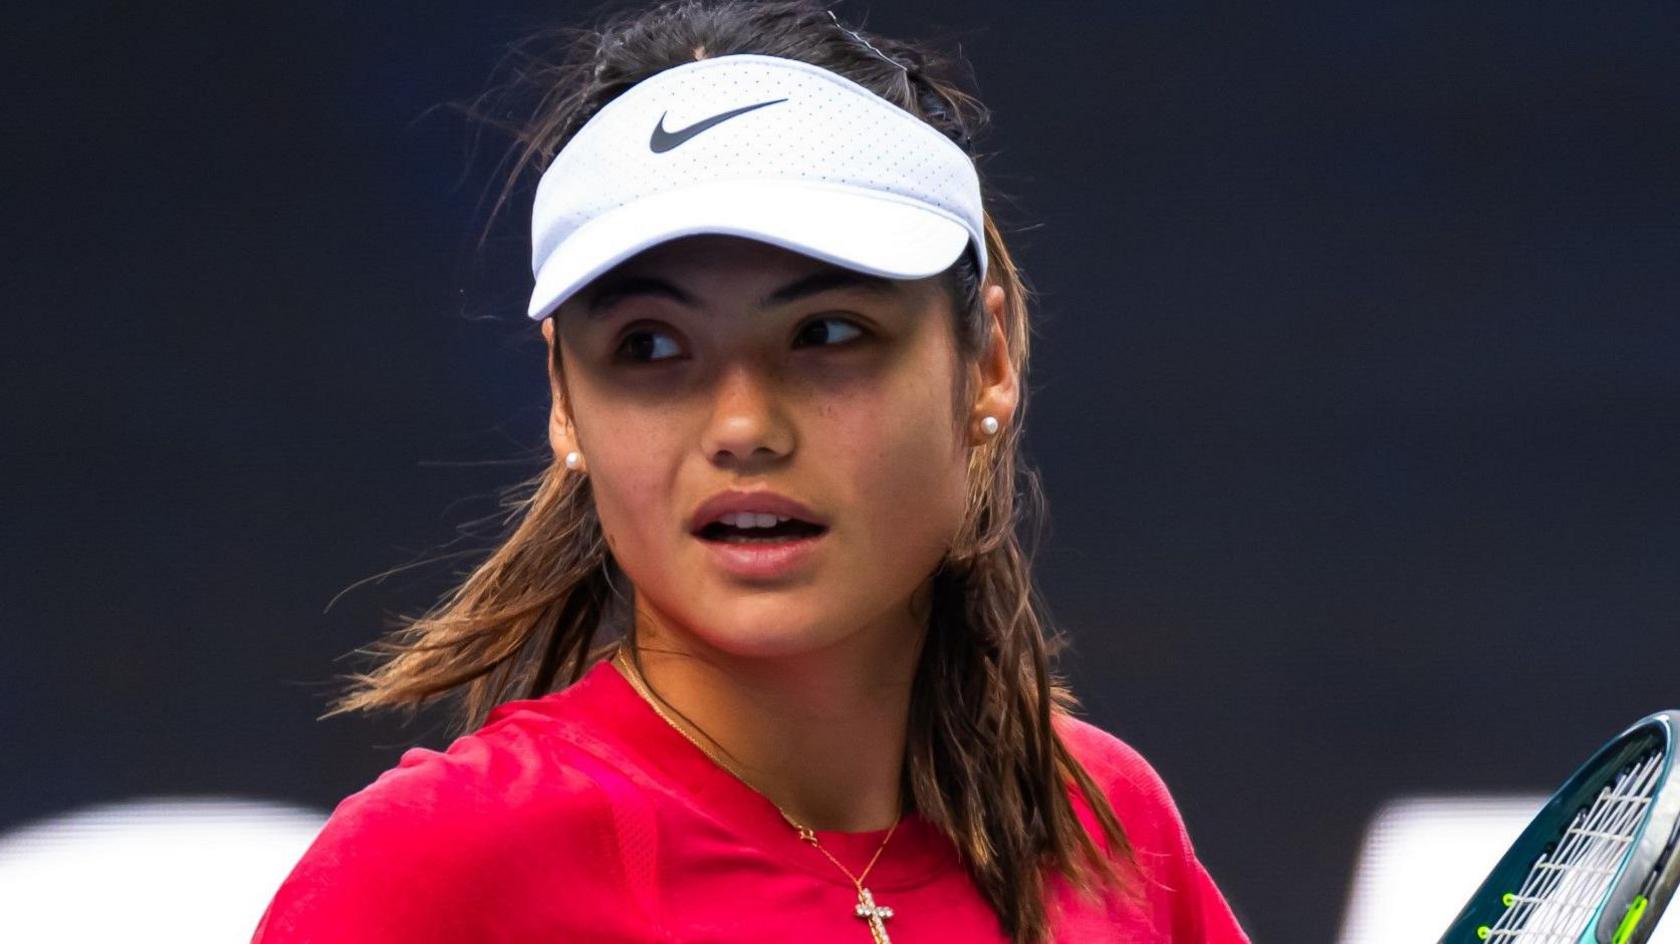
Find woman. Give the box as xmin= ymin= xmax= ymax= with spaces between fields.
xmin=253 ymin=2 xmax=1249 ymax=942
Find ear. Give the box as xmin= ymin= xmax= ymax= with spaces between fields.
xmin=540 ymin=318 xmax=582 ymax=466
xmin=967 ymin=283 xmax=1019 ymax=444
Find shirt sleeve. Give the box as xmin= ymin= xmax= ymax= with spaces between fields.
xmin=249 ymin=746 xmax=506 ymax=944
xmin=1179 ymin=854 xmax=1250 ymax=943
xmin=1056 ymin=714 xmax=1251 ymax=943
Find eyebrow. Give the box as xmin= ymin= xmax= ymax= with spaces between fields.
xmin=584 ymin=267 xmax=897 ymax=318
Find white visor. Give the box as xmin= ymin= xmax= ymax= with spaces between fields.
xmin=526 ymin=54 xmax=986 ymax=321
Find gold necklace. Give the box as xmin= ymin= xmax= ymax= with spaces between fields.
xmin=610 ymin=647 xmax=901 ymax=944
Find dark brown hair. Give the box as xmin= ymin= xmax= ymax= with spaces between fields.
xmin=332 ymin=3 xmax=1136 ymax=941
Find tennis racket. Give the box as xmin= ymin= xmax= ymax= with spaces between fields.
xmin=1438 ymin=709 xmax=1680 ymax=943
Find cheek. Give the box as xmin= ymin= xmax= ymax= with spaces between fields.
xmin=577 ymin=413 xmax=684 ymax=566
xmin=557 ymin=344 xmax=684 ymax=565
xmin=824 ymin=364 xmax=969 ymax=563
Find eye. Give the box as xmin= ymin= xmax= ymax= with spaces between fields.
xmin=794 ymin=317 xmax=866 ymax=348
xmin=615 ymin=326 xmax=684 ymax=363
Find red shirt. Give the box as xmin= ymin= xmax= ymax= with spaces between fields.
xmin=253 ymin=659 xmax=1248 ymax=942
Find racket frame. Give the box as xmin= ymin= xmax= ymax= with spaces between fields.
xmin=1436 ymin=709 xmax=1680 ymax=944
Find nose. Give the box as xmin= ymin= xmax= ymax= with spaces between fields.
xmin=700 ymin=362 xmax=795 ymax=469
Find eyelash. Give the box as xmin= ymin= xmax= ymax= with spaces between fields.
xmin=613 ymin=316 xmax=868 ymax=364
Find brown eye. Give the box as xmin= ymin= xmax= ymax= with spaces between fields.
xmin=616 ymin=327 xmax=683 ymax=363
xmin=794 ymin=317 xmax=865 ymax=348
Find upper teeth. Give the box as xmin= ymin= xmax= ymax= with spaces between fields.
xmin=718 ymin=512 xmax=791 ymax=529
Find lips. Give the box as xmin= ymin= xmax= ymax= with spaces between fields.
xmin=688 ymin=489 xmax=829 ymax=581
xmin=687 ymin=489 xmax=828 ymax=535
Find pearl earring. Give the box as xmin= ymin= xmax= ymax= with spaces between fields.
xmin=564 ymin=451 xmax=582 ymax=470
xmin=979 ymin=416 xmax=1000 ymax=436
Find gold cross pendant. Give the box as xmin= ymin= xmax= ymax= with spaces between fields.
xmin=854 ymin=887 xmax=894 ymax=944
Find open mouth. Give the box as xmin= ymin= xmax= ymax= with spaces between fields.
xmin=695 ymin=518 xmax=828 ymax=544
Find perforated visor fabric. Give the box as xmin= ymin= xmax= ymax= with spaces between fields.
xmin=527 ymin=54 xmax=986 ymax=321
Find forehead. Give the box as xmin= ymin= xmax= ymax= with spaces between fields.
xmin=566 ymin=234 xmax=953 ymax=323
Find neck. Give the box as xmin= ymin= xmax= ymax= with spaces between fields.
xmin=623 ymin=589 xmax=930 ymax=833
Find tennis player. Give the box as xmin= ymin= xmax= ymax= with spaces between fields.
xmin=252 ymin=2 xmax=1249 ymax=942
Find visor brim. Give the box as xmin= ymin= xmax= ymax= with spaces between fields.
xmin=527 ymin=180 xmax=974 ymax=321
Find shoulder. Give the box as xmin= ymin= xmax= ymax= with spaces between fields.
xmin=252 ymin=700 xmax=620 ymax=943
xmin=321 ymin=699 xmax=615 ymax=849
xmin=1051 ymin=712 xmax=1252 ymax=943
xmin=1053 ymin=712 xmax=1192 ymax=857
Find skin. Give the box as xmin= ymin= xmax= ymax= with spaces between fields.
xmin=540 ymin=235 xmax=1016 ymax=832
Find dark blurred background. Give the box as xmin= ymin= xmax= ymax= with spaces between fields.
xmin=6 ymin=2 xmax=1679 ymax=940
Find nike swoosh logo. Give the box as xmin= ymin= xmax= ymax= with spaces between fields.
xmin=649 ymin=97 xmax=788 ymax=153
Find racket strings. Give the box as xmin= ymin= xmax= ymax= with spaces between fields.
xmin=1484 ymin=749 xmax=1664 ymax=942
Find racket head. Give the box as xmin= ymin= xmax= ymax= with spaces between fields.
xmin=1437 ymin=709 xmax=1680 ymax=944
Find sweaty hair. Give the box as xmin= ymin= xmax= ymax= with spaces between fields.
xmin=331 ymin=3 xmax=1136 ymax=941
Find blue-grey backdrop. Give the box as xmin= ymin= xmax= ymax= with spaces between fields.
xmin=6 ymin=2 xmax=1679 ymax=940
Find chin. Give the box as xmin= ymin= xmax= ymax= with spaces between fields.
xmin=686 ymin=601 xmax=852 ymax=660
